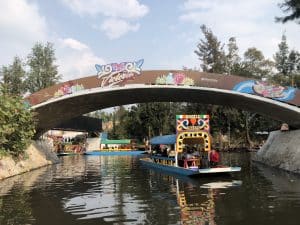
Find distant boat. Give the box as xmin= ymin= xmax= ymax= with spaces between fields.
xmin=98 ymin=132 xmax=138 ymax=151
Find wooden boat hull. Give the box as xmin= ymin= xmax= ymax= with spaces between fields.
xmin=140 ymin=158 xmax=241 ymax=177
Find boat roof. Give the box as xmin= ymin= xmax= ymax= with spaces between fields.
xmin=100 ymin=132 xmax=131 ymax=144
xmin=150 ymin=134 xmax=176 ymax=145
xmin=101 ymin=139 xmax=131 ymax=144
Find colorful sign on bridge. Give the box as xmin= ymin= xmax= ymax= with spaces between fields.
xmin=95 ymin=59 xmax=144 ymax=87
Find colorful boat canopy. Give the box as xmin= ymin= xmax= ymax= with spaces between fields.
xmin=101 ymin=139 xmax=131 ymax=144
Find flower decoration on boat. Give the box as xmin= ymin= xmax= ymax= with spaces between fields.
xmin=54 ymin=83 xmax=85 ymax=98
xmin=95 ymin=59 xmax=144 ymax=87
xmin=233 ymin=80 xmax=296 ymax=102
xmin=155 ymin=73 xmax=194 ymax=86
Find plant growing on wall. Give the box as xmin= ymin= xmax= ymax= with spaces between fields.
xmin=0 ymin=87 xmax=36 ymax=157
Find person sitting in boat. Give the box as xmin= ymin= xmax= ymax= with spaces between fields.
xmin=183 ymin=149 xmax=194 ymax=159
xmin=168 ymin=150 xmax=175 ymax=158
xmin=200 ymin=155 xmax=209 ymax=168
xmin=192 ymin=150 xmax=200 ymax=158
xmin=209 ymin=149 xmax=220 ymax=167
xmin=162 ymin=147 xmax=168 ymax=157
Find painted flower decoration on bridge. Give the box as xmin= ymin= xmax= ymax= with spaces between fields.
xmin=155 ymin=72 xmax=194 ymax=86
xmin=54 ymin=83 xmax=85 ymax=98
xmin=233 ymin=80 xmax=296 ymax=102
xmin=174 ymin=73 xmax=185 ymax=84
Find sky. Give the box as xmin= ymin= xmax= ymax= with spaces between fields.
xmin=1 ymin=0 xmax=300 ymax=82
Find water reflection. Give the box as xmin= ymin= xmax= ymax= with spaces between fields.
xmin=173 ymin=179 xmax=242 ymax=225
xmin=0 ymin=153 xmax=299 ymax=225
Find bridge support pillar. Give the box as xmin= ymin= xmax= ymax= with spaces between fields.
xmin=253 ymin=129 xmax=300 ymax=174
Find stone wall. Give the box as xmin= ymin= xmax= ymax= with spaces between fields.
xmin=254 ymin=129 xmax=300 ymax=173
xmin=0 ymin=140 xmax=59 ymax=180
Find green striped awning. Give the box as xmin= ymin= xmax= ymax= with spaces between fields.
xmin=101 ymin=139 xmax=131 ymax=144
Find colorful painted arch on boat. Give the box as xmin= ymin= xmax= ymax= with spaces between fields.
xmin=176 ymin=131 xmax=211 ymax=153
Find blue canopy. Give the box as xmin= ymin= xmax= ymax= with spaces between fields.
xmin=150 ymin=134 xmax=176 ymax=145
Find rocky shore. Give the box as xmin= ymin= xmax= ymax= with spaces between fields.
xmin=253 ymin=129 xmax=300 ymax=174
xmin=0 ymin=140 xmax=59 ymax=180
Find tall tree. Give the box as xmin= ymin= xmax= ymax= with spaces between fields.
xmin=287 ymin=49 xmax=300 ymax=86
xmin=276 ymin=0 xmax=300 ymax=24
xmin=241 ymin=47 xmax=274 ymax=79
xmin=274 ymin=34 xmax=290 ymax=76
xmin=0 ymin=56 xmax=26 ymax=95
xmin=26 ymin=42 xmax=60 ymax=93
xmin=273 ymin=34 xmax=300 ymax=86
xmin=195 ymin=25 xmax=226 ymax=73
xmin=225 ymin=37 xmax=241 ymax=75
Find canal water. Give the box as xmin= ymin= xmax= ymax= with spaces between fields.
xmin=0 ymin=153 xmax=300 ymax=225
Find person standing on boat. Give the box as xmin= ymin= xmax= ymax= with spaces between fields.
xmin=209 ymin=149 xmax=220 ymax=167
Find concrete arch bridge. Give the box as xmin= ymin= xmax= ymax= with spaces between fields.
xmin=25 ymin=61 xmax=300 ymax=135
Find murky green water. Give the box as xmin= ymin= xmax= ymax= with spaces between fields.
xmin=0 ymin=153 xmax=300 ymax=225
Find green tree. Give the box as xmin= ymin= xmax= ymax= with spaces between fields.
xmin=225 ymin=37 xmax=241 ymax=75
xmin=294 ymin=74 xmax=300 ymax=86
xmin=273 ymin=34 xmax=300 ymax=86
xmin=195 ymin=25 xmax=226 ymax=73
xmin=26 ymin=42 xmax=60 ymax=93
xmin=120 ymin=103 xmax=184 ymax=141
xmin=274 ymin=34 xmax=290 ymax=76
xmin=0 ymin=87 xmax=36 ymax=157
xmin=240 ymin=47 xmax=274 ymax=79
xmin=110 ymin=106 xmax=128 ymax=139
xmin=0 ymin=56 xmax=26 ymax=95
xmin=287 ymin=49 xmax=300 ymax=86
xmin=276 ymin=0 xmax=300 ymax=24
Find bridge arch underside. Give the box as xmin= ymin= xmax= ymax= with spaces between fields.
xmin=33 ymin=86 xmax=300 ymax=135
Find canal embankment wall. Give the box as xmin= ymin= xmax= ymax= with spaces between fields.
xmin=0 ymin=140 xmax=59 ymax=180
xmin=254 ymin=129 xmax=300 ymax=174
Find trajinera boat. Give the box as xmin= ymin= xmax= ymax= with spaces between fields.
xmin=140 ymin=115 xmax=241 ymax=176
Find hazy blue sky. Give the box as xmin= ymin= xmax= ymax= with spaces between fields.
xmin=1 ymin=0 xmax=299 ymax=81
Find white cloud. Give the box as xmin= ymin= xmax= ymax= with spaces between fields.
xmin=61 ymin=0 xmax=149 ymax=19
xmin=0 ymin=0 xmax=47 ymax=64
xmin=179 ymin=0 xmax=300 ymax=59
xmin=61 ymin=0 xmax=148 ymax=39
xmin=60 ymin=38 xmax=89 ymax=50
xmin=182 ymin=0 xmax=216 ymax=11
xmin=99 ymin=18 xmax=139 ymax=39
xmin=57 ymin=38 xmax=106 ymax=81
